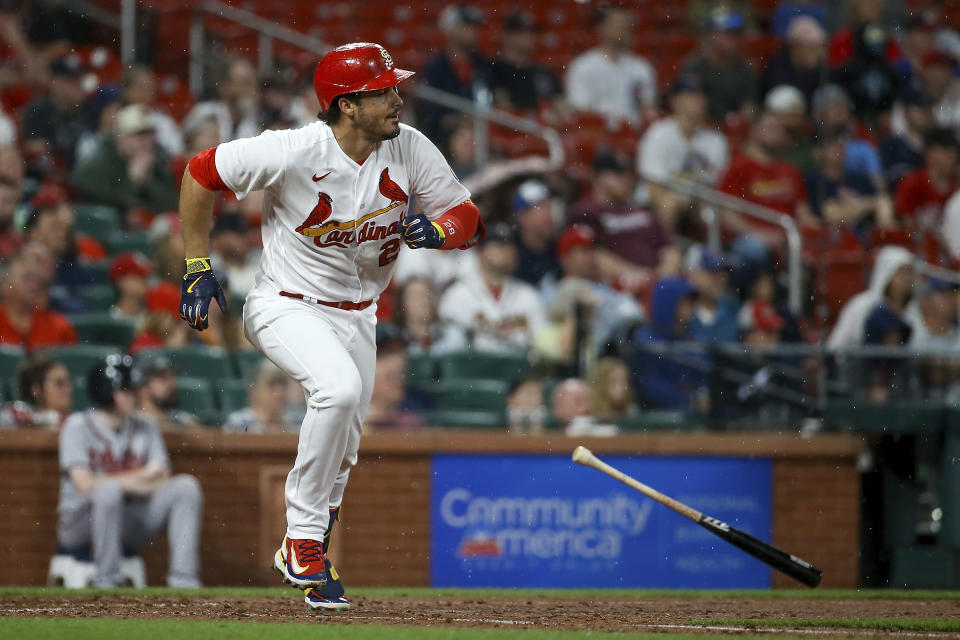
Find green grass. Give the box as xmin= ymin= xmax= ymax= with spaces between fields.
xmin=693 ymin=618 xmax=960 ymax=632
xmin=1 ymin=586 xmax=959 ymax=600
xmin=0 ymin=618 xmax=796 ymax=640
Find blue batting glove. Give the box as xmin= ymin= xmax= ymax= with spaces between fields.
xmin=180 ymin=257 xmax=228 ymax=331
xmin=401 ymin=214 xmax=445 ymax=249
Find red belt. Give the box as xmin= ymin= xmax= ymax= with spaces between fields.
xmin=279 ymin=291 xmax=373 ymax=311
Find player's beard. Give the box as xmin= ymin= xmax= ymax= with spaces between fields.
xmin=357 ymin=104 xmax=402 ymax=142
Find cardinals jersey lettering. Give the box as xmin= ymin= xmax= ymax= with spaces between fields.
xmin=214 ymin=122 xmax=470 ymax=303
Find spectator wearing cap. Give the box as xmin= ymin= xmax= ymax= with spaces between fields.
xmin=72 ymin=104 xmax=178 ymax=218
xmin=894 ymin=127 xmax=959 ymax=232
xmin=565 ymin=5 xmax=658 ymax=124
xmin=882 ymin=88 xmax=935 ymax=187
xmin=224 ymin=360 xmax=301 ymax=433
xmin=24 ymin=185 xmax=98 ymax=310
xmin=568 ymin=150 xmax=676 ymax=289
xmin=628 ymin=276 xmax=709 ymax=411
xmin=806 ymin=127 xmax=894 ymax=229
xmin=122 ymin=65 xmax=185 ymax=157
xmin=394 ymin=276 xmax=467 ymax=356
xmin=0 ymin=175 xmax=21 ymax=259
xmin=488 ymin=12 xmax=566 ymax=120
xmin=717 ymin=111 xmax=817 ymax=265
xmin=210 ymin=213 xmax=259 ymax=297
xmin=512 ymin=179 xmax=562 ymax=288
xmin=917 ymin=51 xmax=960 ymax=135
xmin=0 ymin=356 xmax=72 ymax=429
xmin=134 ymin=355 xmax=201 ymax=431
xmin=680 ymin=8 xmax=758 ymax=123
xmin=639 ymin=73 xmax=729 ymax=226
xmin=905 ymin=277 xmax=960 ymax=352
xmin=0 ymin=245 xmax=76 ymax=350
xmin=438 ymin=222 xmax=545 ymax=353
xmin=831 ymin=22 xmax=903 ymax=126
xmin=128 ymin=282 xmax=190 ymax=354
xmin=685 ymin=245 xmax=740 ymax=344
xmin=22 ymin=54 xmax=91 ymax=170
xmin=771 ymin=1 xmax=828 ymax=39
xmin=109 ymin=252 xmax=153 ymax=321
xmin=894 ymin=11 xmax=940 ymax=85
xmin=183 ymin=58 xmax=262 ymax=144
xmin=761 ymin=16 xmax=828 ymax=111
xmin=364 ymin=325 xmax=427 ymax=432
xmin=766 ymin=85 xmax=815 ymax=174
xmin=420 ymin=4 xmax=491 ymax=148
xmin=811 ymin=84 xmax=885 ymax=190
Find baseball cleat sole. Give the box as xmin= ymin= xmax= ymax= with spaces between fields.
xmin=304 ymin=590 xmax=351 ymax=611
xmin=273 ymin=548 xmax=327 ymax=590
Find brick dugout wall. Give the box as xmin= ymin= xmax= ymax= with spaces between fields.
xmin=0 ymin=430 xmax=862 ymax=588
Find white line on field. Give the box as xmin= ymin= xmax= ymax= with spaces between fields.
xmin=356 ymin=615 xmax=532 ymax=626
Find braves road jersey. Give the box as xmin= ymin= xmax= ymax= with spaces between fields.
xmin=57 ymin=410 xmax=169 ymax=518
xmin=214 ymin=122 xmax=471 ymax=303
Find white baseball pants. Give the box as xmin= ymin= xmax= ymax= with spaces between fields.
xmin=242 ymin=283 xmax=376 ymax=539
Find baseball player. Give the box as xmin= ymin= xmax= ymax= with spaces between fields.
xmin=177 ymin=43 xmax=482 ymax=610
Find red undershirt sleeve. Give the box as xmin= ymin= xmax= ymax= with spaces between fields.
xmin=434 ymin=201 xmax=483 ymax=250
xmin=187 ymin=147 xmax=230 ymax=192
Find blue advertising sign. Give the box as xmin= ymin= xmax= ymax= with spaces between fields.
xmin=431 ymin=454 xmax=772 ymax=588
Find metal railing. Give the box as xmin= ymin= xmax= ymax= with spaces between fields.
xmin=643 ymin=174 xmax=804 ymax=314
xmin=187 ymin=0 xmax=563 ymax=164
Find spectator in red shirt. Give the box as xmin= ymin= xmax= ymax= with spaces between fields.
xmin=0 ymin=175 xmax=22 ymax=259
xmin=568 ymin=150 xmax=679 ymax=292
xmin=0 ymin=245 xmax=76 ymax=350
xmin=109 ymin=252 xmax=153 ymax=322
xmin=894 ymin=127 xmax=959 ymax=231
xmin=128 ymin=282 xmax=190 ymax=355
xmin=718 ymin=111 xmax=816 ymax=265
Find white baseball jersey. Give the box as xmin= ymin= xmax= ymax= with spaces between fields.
xmin=438 ymin=274 xmax=546 ymax=352
xmin=215 ymin=121 xmax=471 ymax=303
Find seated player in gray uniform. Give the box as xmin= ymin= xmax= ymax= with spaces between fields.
xmin=56 ymin=354 xmax=203 ymax=587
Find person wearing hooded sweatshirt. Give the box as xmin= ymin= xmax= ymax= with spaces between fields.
xmin=863 ymin=305 xmax=913 ymax=403
xmin=628 ymin=277 xmax=708 ymax=411
xmin=827 ymin=246 xmax=915 ymax=351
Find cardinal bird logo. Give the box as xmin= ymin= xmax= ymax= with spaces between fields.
xmin=379 ymin=168 xmax=408 ymax=203
xmin=296 ymin=192 xmax=334 ymax=234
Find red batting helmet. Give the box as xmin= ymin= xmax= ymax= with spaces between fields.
xmin=313 ymin=43 xmax=415 ymax=113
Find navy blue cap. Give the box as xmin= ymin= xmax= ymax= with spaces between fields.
xmin=705 ymin=8 xmax=744 ymax=31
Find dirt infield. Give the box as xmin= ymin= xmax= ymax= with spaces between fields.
xmin=2 ymin=593 xmax=960 ymax=635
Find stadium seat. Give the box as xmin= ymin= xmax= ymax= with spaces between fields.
xmin=215 ymin=378 xmax=250 ymax=415
xmin=137 ymin=346 xmax=235 ymax=381
xmin=72 ymin=376 xmax=91 ymax=411
xmin=0 ymin=345 xmax=25 ymax=378
xmin=37 ymin=345 xmax=121 ymax=378
xmin=105 ymin=231 xmax=151 ymax=256
xmin=427 ymin=409 xmax=505 ymax=429
xmin=86 ymin=261 xmax=111 ymax=284
xmin=406 ymin=352 xmax=436 ymax=392
xmin=431 ymin=378 xmax=508 ymax=411
xmin=70 ymin=313 xmax=136 ymax=349
xmin=176 ymin=376 xmax=221 ymax=425
xmin=233 ymin=350 xmax=266 ymax=380
xmin=823 ymin=400 xmax=944 ymax=434
xmin=76 ymin=285 xmax=118 ymax=311
xmin=73 ymin=205 xmax=120 ymax=241
xmin=436 ymin=351 xmax=529 ymax=383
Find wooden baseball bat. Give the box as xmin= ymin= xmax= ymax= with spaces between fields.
xmin=571 ymin=445 xmax=823 ymax=588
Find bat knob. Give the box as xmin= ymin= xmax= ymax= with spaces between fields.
xmin=572 ymin=446 xmax=593 ymax=465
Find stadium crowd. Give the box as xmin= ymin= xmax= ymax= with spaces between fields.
xmin=1 ymin=0 xmax=960 ymax=434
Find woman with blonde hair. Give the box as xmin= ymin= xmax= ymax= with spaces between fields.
xmin=587 ymin=357 xmax=637 ymax=423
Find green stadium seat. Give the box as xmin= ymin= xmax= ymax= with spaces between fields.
xmin=137 ymin=346 xmax=234 ymax=381
xmin=105 ymin=231 xmax=151 ymax=256
xmin=70 ymin=313 xmax=136 ymax=349
xmin=214 ymin=378 xmax=250 ymax=414
xmin=86 ymin=261 xmax=111 ymax=284
xmin=427 ymin=409 xmax=504 ymax=429
xmin=76 ymin=285 xmax=117 ymax=311
xmin=617 ymin=411 xmax=707 ymax=432
xmin=890 ymin=547 xmax=958 ymax=588
xmin=74 ymin=205 xmax=120 ymax=241
xmin=37 ymin=345 xmax=121 ymax=378
xmin=406 ymin=352 xmax=436 ymax=391
xmin=0 ymin=345 xmax=25 ymax=378
xmin=72 ymin=376 xmax=92 ymax=411
xmin=436 ymin=350 xmax=529 ymax=383
xmin=176 ymin=377 xmax=221 ymax=425
xmin=431 ymin=378 xmax=507 ymax=415
xmin=234 ymin=350 xmax=266 ymax=379
xmin=823 ymin=400 xmax=944 ymax=434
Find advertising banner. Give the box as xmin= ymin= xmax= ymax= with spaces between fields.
xmin=431 ymin=454 xmax=771 ymax=588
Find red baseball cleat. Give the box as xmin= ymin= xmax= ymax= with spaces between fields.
xmin=274 ymin=536 xmax=327 ymax=590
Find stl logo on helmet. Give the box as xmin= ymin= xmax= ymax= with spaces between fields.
xmin=378 ymin=45 xmax=394 ymax=70
xmin=295 ymin=168 xmax=409 ymax=256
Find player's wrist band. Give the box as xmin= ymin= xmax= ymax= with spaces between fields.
xmin=431 ymin=221 xmax=445 ymax=241
xmin=185 ymin=257 xmax=212 ymax=276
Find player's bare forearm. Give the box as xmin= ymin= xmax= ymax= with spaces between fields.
xmin=180 ymin=166 xmax=216 ymax=259
xmin=109 ymin=462 xmax=171 ymax=496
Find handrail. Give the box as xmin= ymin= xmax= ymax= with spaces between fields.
xmin=643 ymin=174 xmax=803 ymax=314
xmin=189 ymin=0 xmax=564 ymax=164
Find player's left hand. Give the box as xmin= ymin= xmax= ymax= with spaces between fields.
xmin=401 ymin=214 xmax=444 ymax=249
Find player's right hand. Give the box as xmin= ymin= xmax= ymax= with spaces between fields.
xmin=180 ymin=257 xmax=228 ymax=331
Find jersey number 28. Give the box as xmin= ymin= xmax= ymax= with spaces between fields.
xmin=378 ymin=238 xmax=401 ymax=267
